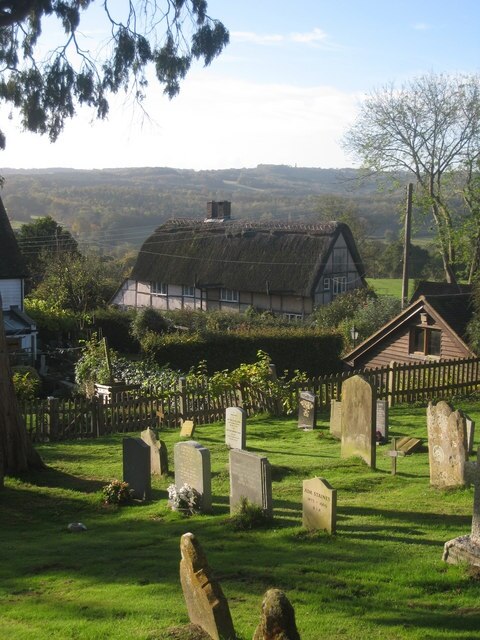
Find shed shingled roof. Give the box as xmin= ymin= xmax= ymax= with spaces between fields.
xmin=0 ymin=197 xmax=28 ymax=279
xmin=131 ymin=220 xmax=365 ymax=296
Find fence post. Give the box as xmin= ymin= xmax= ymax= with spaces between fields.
xmin=388 ymin=361 xmax=397 ymax=407
xmin=91 ymin=396 xmax=104 ymax=437
xmin=268 ymin=364 xmax=283 ymax=417
xmin=47 ymin=396 xmax=59 ymax=440
xmin=178 ymin=377 xmax=187 ymax=422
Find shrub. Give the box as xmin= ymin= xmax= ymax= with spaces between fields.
xmin=93 ymin=307 xmax=138 ymax=352
xmin=229 ymin=497 xmax=271 ymax=530
xmin=102 ymin=480 xmax=133 ymax=505
xmin=12 ymin=366 xmax=41 ymax=401
xmin=130 ymin=307 xmax=171 ymax=342
xmin=75 ymin=333 xmax=119 ymax=390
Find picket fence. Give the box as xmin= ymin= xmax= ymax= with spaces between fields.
xmin=21 ymin=356 xmax=480 ymax=443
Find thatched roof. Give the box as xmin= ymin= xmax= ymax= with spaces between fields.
xmin=0 ymin=197 xmax=28 ymax=279
xmin=131 ymin=220 xmax=365 ymax=296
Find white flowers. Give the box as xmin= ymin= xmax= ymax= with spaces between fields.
xmin=167 ymin=483 xmax=202 ymax=515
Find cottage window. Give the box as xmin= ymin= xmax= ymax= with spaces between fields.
xmin=220 ymin=288 xmax=239 ymax=302
xmin=182 ymin=285 xmax=196 ymax=298
xmin=323 ymin=278 xmax=330 ymax=291
xmin=284 ymin=313 xmax=302 ymax=322
xmin=410 ymin=327 xmax=441 ymax=357
xmin=151 ymin=282 xmax=167 ymax=296
xmin=332 ymin=276 xmax=347 ymax=295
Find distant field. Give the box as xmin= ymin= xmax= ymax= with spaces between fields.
xmin=366 ymin=278 xmax=406 ymax=298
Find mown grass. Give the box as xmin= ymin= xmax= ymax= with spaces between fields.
xmin=366 ymin=278 xmax=414 ymax=299
xmin=2 ymin=404 xmax=480 ymax=639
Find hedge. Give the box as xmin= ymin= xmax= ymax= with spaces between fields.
xmin=93 ymin=308 xmax=139 ymax=352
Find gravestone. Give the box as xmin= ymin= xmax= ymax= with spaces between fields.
xmin=376 ymin=399 xmax=389 ymax=441
xmin=179 ymin=532 xmax=235 ymax=640
xmin=229 ymin=449 xmax=272 ymax=518
xmin=141 ymin=427 xmax=169 ymax=475
xmin=427 ymin=401 xmax=468 ymax=488
xmin=329 ymin=400 xmax=342 ymax=439
xmin=302 ymin=477 xmax=337 ymax=534
xmin=297 ymin=391 xmax=317 ymax=430
xmin=174 ymin=441 xmax=212 ymax=513
xmin=225 ymin=407 xmax=246 ymax=449
xmin=180 ymin=420 xmax=195 ymax=438
xmin=443 ymin=449 xmax=480 ymax=567
xmin=465 ymin=414 xmax=475 ymax=454
xmin=341 ymin=375 xmax=376 ymax=469
xmin=252 ymin=589 xmax=300 ymax=640
xmin=122 ymin=437 xmax=151 ymax=500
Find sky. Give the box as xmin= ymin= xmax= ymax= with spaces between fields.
xmin=1 ymin=0 xmax=480 ymax=171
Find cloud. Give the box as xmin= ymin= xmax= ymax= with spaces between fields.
xmin=412 ymin=22 xmax=431 ymax=31
xmin=231 ymin=28 xmax=334 ymax=49
xmin=290 ymin=27 xmax=328 ymax=44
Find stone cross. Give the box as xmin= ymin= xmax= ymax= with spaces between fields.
xmin=385 ymin=437 xmax=406 ymax=476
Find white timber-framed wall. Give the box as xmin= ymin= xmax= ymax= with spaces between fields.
xmin=313 ymin=233 xmax=361 ymax=306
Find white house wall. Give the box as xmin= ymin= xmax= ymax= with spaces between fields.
xmin=314 ymin=232 xmax=362 ymax=306
xmin=0 ymin=279 xmax=23 ymax=309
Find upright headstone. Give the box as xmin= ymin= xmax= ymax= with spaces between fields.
xmin=297 ymin=391 xmax=317 ymax=430
xmin=141 ymin=427 xmax=168 ymax=475
xmin=443 ymin=449 xmax=480 ymax=567
xmin=252 ymin=589 xmax=300 ymax=640
xmin=427 ymin=401 xmax=468 ymax=488
xmin=123 ymin=437 xmax=151 ymax=500
xmin=465 ymin=414 xmax=475 ymax=454
xmin=341 ymin=375 xmax=376 ymax=469
xmin=229 ymin=449 xmax=272 ymax=518
xmin=179 ymin=532 xmax=236 ymax=640
xmin=225 ymin=407 xmax=246 ymax=450
xmin=180 ymin=420 xmax=195 ymax=438
xmin=329 ymin=400 xmax=342 ymax=439
xmin=302 ymin=477 xmax=337 ymax=534
xmin=376 ymin=399 xmax=389 ymax=441
xmin=174 ymin=441 xmax=212 ymax=513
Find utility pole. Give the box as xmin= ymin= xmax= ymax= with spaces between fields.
xmin=401 ymin=183 xmax=413 ymax=309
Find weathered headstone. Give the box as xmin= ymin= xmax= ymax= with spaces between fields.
xmin=329 ymin=399 xmax=342 ymax=439
xmin=179 ymin=532 xmax=235 ymax=640
xmin=297 ymin=390 xmax=317 ymax=430
xmin=302 ymin=477 xmax=337 ymax=534
xmin=376 ymin=399 xmax=389 ymax=441
xmin=229 ymin=449 xmax=272 ymax=518
xmin=341 ymin=375 xmax=376 ymax=469
xmin=465 ymin=414 xmax=475 ymax=454
xmin=174 ymin=441 xmax=212 ymax=513
xmin=225 ymin=407 xmax=246 ymax=449
xmin=180 ymin=420 xmax=195 ymax=438
xmin=252 ymin=589 xmax=300 ymax=640
xmin=141 ymin=427 xmax=169 ymax=475
xmin=123 ymin=437 xmax=151 ymax=500
xmin=443 ymin=449 xmax=480 ymax=567
xmin=427 ymin=401 xmax=468 ymax=488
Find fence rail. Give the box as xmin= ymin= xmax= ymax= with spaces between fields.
xmin=20 ymin=356 xmax=480 ymax=443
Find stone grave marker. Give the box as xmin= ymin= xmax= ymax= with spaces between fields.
xmin=427 ymin=400 xmax=468 ymax=488
xmin=180 ymin=420 xmax=195 ymax=438
xmin=141 ymin=427 xmax=168 ymax=475
xmin=179 ymin=532 xmax=235 ymax=640
xmin=376 ymin=399 xmax=389 ymax=441
xmin=297 ymin=391 xmax=317 ymax=430
xmin=229 ymin=449 xmax=272 ymax=518
xmin=302 ymin=477 xmax=337 ymax=534
xmin=341 ymin=375 xmax=376 ymax=469
xmin=252 ymin=589 xmax=300 ymax=640
xmin=174 ymin=441 xmax=212 ymax=513
xmin=443 ymin=449 xmax=480 ymax=567
xmin=123 ymin=437 xmax=151 ymax=500
xmin=465 ymin=414 xmax=475 ymax=454
xmin=225 ymin=407 xmax=246 ymax=449
xmin=329 ymin=400 xmax=342 ymax=439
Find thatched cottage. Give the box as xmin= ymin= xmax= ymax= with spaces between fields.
xmin=112 ymin=202 xmax=366 ymax=319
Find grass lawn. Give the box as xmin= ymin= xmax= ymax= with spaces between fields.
xmin=2 ymin=404 xmax=480 ymax=639
xmin=366 ymin=278 xmax=416 ymax=299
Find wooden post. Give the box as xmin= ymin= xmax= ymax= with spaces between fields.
xmin=47 ymin=397 xmax=59 ymax=440
xmin=178 ymin=377 xmax=187 ymax=422
xmin=401 ymin=183 xmax=413 ymax=309
xmin=103 ymin=337 xmax=114 ymax=386
xmin=388 ymin=361 xmax=397 ymax=407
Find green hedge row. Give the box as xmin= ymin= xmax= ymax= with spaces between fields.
xmin=93 ymin=308 xmax=138 ymax=352
xmin=142 ymin=329 xmax=344 ymax=376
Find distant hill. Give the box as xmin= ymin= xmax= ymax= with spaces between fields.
xmin=1 ymin=165 xmax=410 ymax=252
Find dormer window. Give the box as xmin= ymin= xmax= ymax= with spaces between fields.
xmin=410 ymin=326 xmax=441 ymax=357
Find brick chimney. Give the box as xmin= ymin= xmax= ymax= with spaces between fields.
xmin=205 ymin=201 xmax=231 ymax=222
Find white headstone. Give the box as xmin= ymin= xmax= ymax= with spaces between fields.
xmin=225 ymin=407 xmax=246 ymax=449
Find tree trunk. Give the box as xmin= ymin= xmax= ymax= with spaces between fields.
xmin=0 ymin=306 xmax=44 ymax=476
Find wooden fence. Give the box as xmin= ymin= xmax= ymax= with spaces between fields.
xmin=21 ymin=356 xmax=480 ymax=442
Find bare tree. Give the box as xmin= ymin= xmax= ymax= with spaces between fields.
xmin=343 ymin=73 xmax=480 ymax=283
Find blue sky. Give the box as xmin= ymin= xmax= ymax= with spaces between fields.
xmin=1 ymin=0 xmax=479 ymax=170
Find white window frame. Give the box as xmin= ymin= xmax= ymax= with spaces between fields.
xmin=332 ymin=276 xmax=347 ymax=295
xmin=182 ymin=285 xmax=196 ymax=298
xmin=284 ymin=313 xmax=302 ymax=322
xmin=220 ymin=288 xmax=239 ymax=302
xmin=323 ymin=277 xmax=330 ymax=291
xmin=151 ymin=281 xmax=167 ymax=296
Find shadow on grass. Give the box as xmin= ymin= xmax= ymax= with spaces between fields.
xmin=11 ymin=467 xmax=105 ymax=493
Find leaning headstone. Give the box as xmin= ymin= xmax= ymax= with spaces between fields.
xmin=229 ymin=449 xmax=272 ymax=518
xmin=302 ymin=477 xmax=337 ymax=534
xmin=141 ymin=427 xmax=168 ymax=475
xmin=329 ymin=400 xmax=342 ymax=439
xmin=465 ymin=414 xmax=475 ymax=454
xmin=297 ymin=391 xmax=317 ymax=430
xmin=443 ymin=450 xmax=480 ymax=567
xmin=179 ymin=532 xmax=236 ymax=640
xmin=376 ymin=399 xmax=389 ymax=441
xmin=427 ymin=401 xmax=468 ymax=488
xmin=225 ymin=407 xmax=246 ymax=449
xmin=252 ymin=589 xmax=300 ymax=640
xmin=180 ymin=420 xmax=195 ymax=438
xmin=123 ymin=437 xmax=151 ymax=500
xmin=174 ymin=441 xmax=212 ymax=513
xmin=341 ymin=375 xmax=376 ymax=469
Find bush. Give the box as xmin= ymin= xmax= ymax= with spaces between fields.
xmin=12 ymin=366 xmax=41 ymax=401
xmin=93 ymin=307 xmax=138 ymax=352
xmin=102 ymin=480 xmax=134 ymax=505
xmin=130 ymin=307 xmax=171 ymax=342
xmin=229 ymin=497 xmax=271 ymax=530
xmin=75 ymin=333 xmax=120 ymax=390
